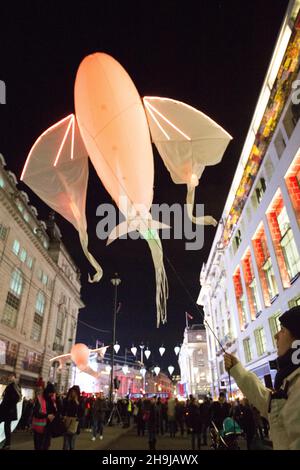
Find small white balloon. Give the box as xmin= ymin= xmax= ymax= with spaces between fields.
xmin=154 ymin=366 xmax=160 ymax=376
xmin=122 ymin=365 xmax=129 ymax=375
xmin=114 ymin=343 xmax=120 ymax=354
xmin=144 ymin=349 xmax=151 ymax=360
xmin=174 ymin=346 xmax=180 ymax=356
xmin=168 ymin=366 xmax=174 ymax=375
xmin=131 ymin=346 xmax=137 ymax=356
xmin=140 ymin=367 xmax=146 ymax=377
xmin=159 ymin=346 xmax=165 ymax=356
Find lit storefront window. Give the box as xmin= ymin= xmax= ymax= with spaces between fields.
xmin=262 ymin=257 xmax=279 ymax=300
xmin=254 ymin=327 xmax=267 ymax=356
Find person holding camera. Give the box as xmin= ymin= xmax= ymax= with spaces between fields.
xmin=224 ymin=306 xmax=300 ymax=450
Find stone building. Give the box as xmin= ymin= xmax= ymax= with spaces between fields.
xmin=0 ymin=154 xmax=84 ymax=397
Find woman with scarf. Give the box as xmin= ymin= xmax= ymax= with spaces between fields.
xmin=224 ymin=306 xmax=300 ymax=450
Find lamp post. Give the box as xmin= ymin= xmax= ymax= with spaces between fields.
xmin=110 ymin=273 xmax=121 ymax=405
xmin=140 ymin=344 xmax=146 ymax=393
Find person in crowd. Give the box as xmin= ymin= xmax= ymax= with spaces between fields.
xmin=175 ymin=399 xmax=185 ymax=436
xmin=186 ymin=396 xmax=202 ymax=450
xmin=91 ymin=391 xmax=107 ymax=441
xmin=144 ymin=396 xmax=157 ymax=451
xmin=0 ymin=373 xmax=22 ymax=449
xmin=31 ymin=385 xmax=49 ymax=450
xmin=224 ymin=306 xmax=300 ymax=450
xmin=210 ymin=392 xmax=231 ymax=430
xmin=199 ymin=395 xmax=211 ymax=446
xmin=136 ymin=399 xmax=145 ymax=437
xmin=167 ymin=397 xmax=177 ymax=438
xmin=62 ymin=386 xmax=81 ymax=450
xmin=239 ymin=398 xmax=256 ymax=450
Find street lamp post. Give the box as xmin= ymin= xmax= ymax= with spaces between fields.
xmin=110 ymin=273 xmax=121 ymax=405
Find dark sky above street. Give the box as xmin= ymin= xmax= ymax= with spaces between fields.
xmin=0 ymin=0 xmax=289 ymax=373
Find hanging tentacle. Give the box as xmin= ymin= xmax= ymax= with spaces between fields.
xmin=79 ymin=229 xmax=103 ymax=283
xmin=142 ymin=230 xmax=168 ymax=327
xmin=186 ymin=184 xmax=218 ymax=227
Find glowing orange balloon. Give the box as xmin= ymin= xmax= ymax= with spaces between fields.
xmin=74 ymin=52 xmax=154 ymax=218
xmin=70 ymin=343 xmax=90 ymax=367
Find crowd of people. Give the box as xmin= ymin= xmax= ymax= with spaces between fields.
xmin=0 ymin=374 xmax=271 ymax=451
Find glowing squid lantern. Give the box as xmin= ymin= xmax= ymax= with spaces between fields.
xmin=74 ymin=53 xmax=168 ymax=327
xmin=143 ymin=97 xmax=232 ymax=226
xmin=20 ymin=115 xmax=102 ymax=283
xmin=50 ymin=343 xmax=108 ymax=379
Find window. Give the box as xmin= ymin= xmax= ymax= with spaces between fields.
xmin=255 ymin=178 xmax=266 ymax=204
xmin=274 ymin=129 xmax=286 ymax=158
xmin=283 ymin=101 xmax=300 ymax=138
xmin=243 ymin=338 xmax=252 ymax=363
xmin=240 ymin=294 xmax=248 ymax=325
xmin=262 ymin=258 xmax=279 ymax=300
xmin=269 ymin=312 xmax=281 ymax=347
xmin=0 ymin=224 xmax=8 ymax=241
xmin=234 ymin=230 xmax=242 ymax=250
xmin=254 ymin=327 xmax=267 ymax=356
xmin=249 ymin=277 xmax=262 ymax=315
xmin=31 ymin=292 xmax=45 ymax=341
xmin=2 ymin=269 xmax=23 ymax=328
xmin=42 ymin=273 xmax=48 ymax=286
xmin=20 ymin=248 xmax=27 ymax=263
xmin=288 ymin=296 xmax=300 ymax=308
xmin=26 ymin=256 xmax=33 ymax=269
xmin=12 ymin=239 xmax=20 ymax=256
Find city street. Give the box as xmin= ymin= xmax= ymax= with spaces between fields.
xmin=5 ymin=425 xmax=250 ymax=451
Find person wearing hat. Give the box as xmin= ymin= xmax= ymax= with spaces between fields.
xmin=224 ymin=306 xmax=300 ymax=450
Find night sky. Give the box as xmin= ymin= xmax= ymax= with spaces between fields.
xmin=0 ymin=0 xmax=289 ymax=373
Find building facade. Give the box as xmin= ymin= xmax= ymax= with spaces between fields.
xmin=69 ymin=353 xmax=172 ymax=397
xmin=198 ymin=1 xmax=300 ymax=398
xmin=178 ymin=324 xmax=211 ymax=398
xmin=0 ymin=154 xmax=84 ymax=397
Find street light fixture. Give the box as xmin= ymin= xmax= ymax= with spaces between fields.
xmin=154 ymin=366 xmax=160 ymax=376
xmin=159 ymin=346 xmax=165 ymax=356
xmin=110 ymin=273 xmax=121 ymax=405
xmin=174 ymin=345 xmax=180 ymax=356
xmin=114 ymin=342 xmax=120 ymax=354
xmin=168 ymin=365 xmax=175 ymax=376
xmin=131 ymin=346 xmax=137 ymax=356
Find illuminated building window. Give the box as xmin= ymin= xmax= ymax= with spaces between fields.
xmin=234 ymin=229 xmax=242 ymax=251
xmin=266 ymin=191 xmax=292 ymax=288
xmin=31 ymin=291 xmax=45 ymax=341
xmin=242 ymin=249 xmax=262 ymax=319
xmin=20 ymin=248 xmax=27 ymax=263
xmin=274 ymin=129 xmax=286 ymax=159
xmin=288 ymin=295 xmax=300 ymax=308
xmin=2 ymin=269 xmax=23 ymax=328
xmin=12 ymin=239 xmax=20 ymax=256
xmin=268 ymin=311 xmax=281 ymax=347
xmin=283 ymin=101 xmax=300 ymax=138
xmin=285 ymin=152 xmax=300 ymax=226
xmin=243 ymin=337 xmax=252 ymax=363
xmin=254 ymin=327 xmax=267 ymax=356
xmin=255 ymin=178 xmax=266 ymax=205
xmin=233 ymin=267 xmax=248 ymax=330
xmin=262 ymin=257 xmax=279 ymax=301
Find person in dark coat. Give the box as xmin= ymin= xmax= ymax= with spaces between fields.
xmin=199 ymin=396 xmax=211 ymax=445
xmin=0 ymin=373 xmax=22 ymax=449
xmin=186 ymin=396 xmax=202 ymax=450
xmin=239 ymin=398 xmax=256 ymax=450
xmin=91 ymin=392 xmax=107 ymax=441
xmin=210 ymin=392 xmax=231 ymax=430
